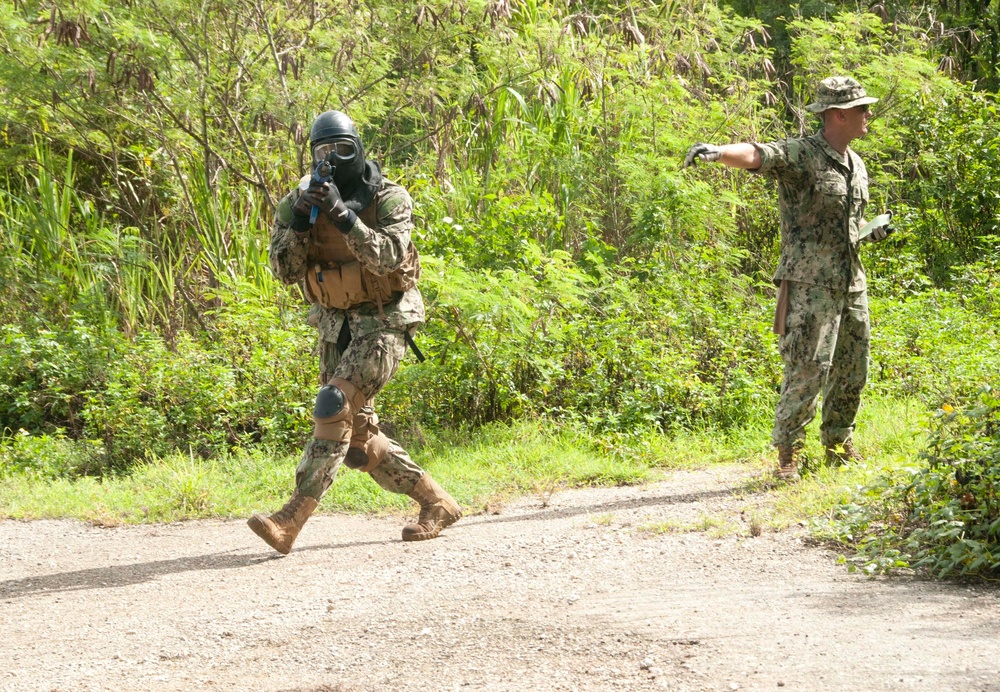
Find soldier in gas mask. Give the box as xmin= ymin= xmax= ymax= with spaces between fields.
xmin=248 ymin=111 xmax=461 ymax=554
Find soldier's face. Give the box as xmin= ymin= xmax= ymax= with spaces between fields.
xmin=313 ymin=139 xmax=358 ymax=165
xmin=847 ymin=104 xmax=872 ymax=137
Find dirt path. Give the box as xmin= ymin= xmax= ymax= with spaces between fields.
xmin=2 ymin=465 xmax=999 ymax=692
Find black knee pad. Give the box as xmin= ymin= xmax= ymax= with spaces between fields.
xmin=314 ymin=384 xmax=347 ymax=419
xmin=313 ymin=384 xmax=355 ymax=442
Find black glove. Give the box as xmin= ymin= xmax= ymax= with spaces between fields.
xmin=290 ymin=190 xmax=312 ymax=232
xmin=290 ymin=182 xmax=350 ymax=232
xmin=299 ymin=181 xmax=343 ymax=219
xmin=311 ymin=182 xmax=358 ymax=232
xmin=683 ymin=143 xmax=722 ymax=169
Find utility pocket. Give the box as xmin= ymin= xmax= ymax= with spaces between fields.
xmin=815 ymin=172 xmax=847 ymax=196
xmin=852 ymin=180 xmax=869 ymax=211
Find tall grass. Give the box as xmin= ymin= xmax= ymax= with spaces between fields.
xmin=0 ymin=144 xmax=281 ymax=334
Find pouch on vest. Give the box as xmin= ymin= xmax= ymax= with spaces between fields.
xmin=302 ymin=195 xmax=421 ymax=310
xmin=304 ymin=261 xmax=367 ymax=310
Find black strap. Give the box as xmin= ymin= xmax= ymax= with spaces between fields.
xmin=336 ymin=318 xmax=351 ymax=355
xmin=403 ymin=331 xmax=426 ymax=363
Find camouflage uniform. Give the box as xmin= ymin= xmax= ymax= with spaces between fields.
xmin=270 ymin=178 xmax=426 ymax=499
xmin=753 ymin=131 xmax=871 ymax=449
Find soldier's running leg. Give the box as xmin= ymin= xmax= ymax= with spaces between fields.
xmin=820 ymin=290 xmax=869 ymax=463
xmin=247 ymin=339 xmax=351 ymax=554
xmin=328 ymin=326 xmax=460 ymax=541
xmin=251 ymin=323 xmax=459 ymax=552
xmin=327 ymin=327 xmax=425 ymax=495
xmin=771 ymin=282 xmax=845 ymax=476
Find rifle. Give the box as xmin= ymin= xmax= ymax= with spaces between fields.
xmin=308 ymin=160 xmax=335 ymax=225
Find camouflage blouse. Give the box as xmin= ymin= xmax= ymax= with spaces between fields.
xmin=753 ymin=131 xmax=869 ymax=292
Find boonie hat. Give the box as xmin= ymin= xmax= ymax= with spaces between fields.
xmin=805 ymin=76 xmax=879 ymax=113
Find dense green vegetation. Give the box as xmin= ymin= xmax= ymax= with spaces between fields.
xmin=2 ymin=0 xmax=1000 ymax=577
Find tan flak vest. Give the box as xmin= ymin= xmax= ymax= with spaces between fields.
xmin=302 ymin=200 xmax=421 ymax=311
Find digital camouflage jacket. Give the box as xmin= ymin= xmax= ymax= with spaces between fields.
xmin=754 ymin=131 xmax=870 ymax=292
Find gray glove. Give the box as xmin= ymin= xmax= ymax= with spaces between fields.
xmin=683 ymin=143 xmax=722 ymax=169
xmin=869 ymin=211 xmax=895 ymax=242
xmin=870 ymin=223 xmax=894 ymax=242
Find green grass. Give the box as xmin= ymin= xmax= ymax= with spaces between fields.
xmin=0 ymin=397 xmax=930 ymax=529
xmin=616 ymin=418 xmax=775 ymax=470
xmin=0 ymin=420 xmax=650 ymax=524
xmin=630 ymin=397 xmax=926 ymax=539
xmin=753 ymin=396 xmax=927 ymax=531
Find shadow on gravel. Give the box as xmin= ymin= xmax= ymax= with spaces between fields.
xmin=800 ymin=580 xmax=999 ymax=616
xmin=286 ymin=537 xmax=396 ymax=555
xmin=0 ymin=550 xmax=272 ymax=600
xmin=458 ymin=487 xmax=740 ymax=528
xmin=0 ymin=537 xmax=399 ymax=600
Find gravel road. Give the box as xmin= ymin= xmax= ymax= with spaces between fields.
xmin=2 ymin=465 xmax=999 ymax=691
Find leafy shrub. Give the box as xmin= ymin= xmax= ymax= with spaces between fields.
xmin=82 ymin=331 xmax=237 ymax=465
xmin=818 ymin=386 xmax=1000 ymax=578
xmin=0 ymin=318 xmax=117 ymax=437
xmin=81 ymin=293 xmax=318 ymax=469
xmin=869 ymin=287 xmax=1000 ymax=401
xmin=885 ymin=91 xmax=1000 ymax=284
xmin=0 ymin=290 xmax=318 ymax=473
xmin=380 ymin=240 xmax=781 ymax=436
xmin=0 ymin=429 xmax=106 ymax=480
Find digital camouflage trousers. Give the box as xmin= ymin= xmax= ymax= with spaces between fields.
xmin=295 ymin=317 xmax=424 ymax=501
xmin=771 ymin=281 xmax=869 ymax=449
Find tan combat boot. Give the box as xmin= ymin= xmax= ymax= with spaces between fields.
xmin=774 ymin=446 xmax=800 ymax=481
xmin=247 ymin=490 xmax=318 ymax=555
xmin=825 ymin=439 xmax=864 ymax=467
xmin=401 ymin=473 xmax=462 ymax=541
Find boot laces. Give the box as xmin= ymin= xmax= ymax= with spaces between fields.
xmin=273 ymin=492 xmax=307 ymax=524
xmin=778 ymin=447 xmax=796 ymax=470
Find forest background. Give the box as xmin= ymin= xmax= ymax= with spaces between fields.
xmin=2 ymin=0 xmax=1000 ymax=578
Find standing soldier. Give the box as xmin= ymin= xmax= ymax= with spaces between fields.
xmin=683 ymin=77 xmax=894 ymax=479
xmin=248 ymin=111 xmax=461 ymax=553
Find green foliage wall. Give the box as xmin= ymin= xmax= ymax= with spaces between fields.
xmin=2 ymin=0 xmax=1000 ymax=475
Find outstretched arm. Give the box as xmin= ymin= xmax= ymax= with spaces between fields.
xmin=683 ymin=143 xmax=761 ymax=170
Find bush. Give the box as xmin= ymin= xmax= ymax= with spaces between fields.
xmin=818 ymin=385 xmax=1000 ymax=578
xmin=869 ymin=286 xmax=1000 ymax=401
xmin=0 ymin=293 xmax=318 ymax=473
xmin=0 ymin=429 xmax=106 ymax=480
xmin=380 ymin=241 xmax=781 ymax=435
xmin=80 ymin=297 xmax=319 ymax=469
xmin=0 ymin=318 xmax=116 ymax=437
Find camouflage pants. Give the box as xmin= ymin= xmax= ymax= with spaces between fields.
xmin=771 ymin=282 xmax=869 ymax=449
xmin=295 ymin=318 xmax=424 ymax=501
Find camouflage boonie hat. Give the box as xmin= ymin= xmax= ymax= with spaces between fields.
xmin=805 ymin=76 xmax=879 ymax=113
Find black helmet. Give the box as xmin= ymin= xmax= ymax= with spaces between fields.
xmin=308 ymin=110 xmax=366 ymax=191
xmin=309 ymin=110 xmax=360 ymax=147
